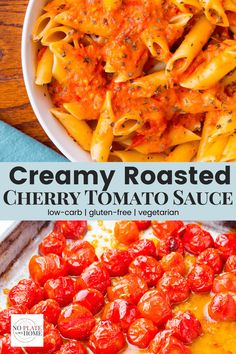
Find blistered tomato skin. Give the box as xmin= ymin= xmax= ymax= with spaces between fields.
xmin=88 ymin=320 xmax=126 ymax=354
xmin=152 ymin=221 xmax=185 ymax=239
xmin=114 ymin=221 xmax=139 ymax=245
xmin=196 ymin=248 xmax=223 ymax=274
xmin=30 ymin=299 xmax=61 ymax=324
xmin=182 ymin=224 xmax=214 ymax=255
xmin=225 ymin=255 xmax=236 ymax=272
xmin=157 ymin=271 xmax=190 ymax=304
xmin=58 ymin=304 xmax=95 ymax=340
xmin=157 ymin=236 xmax=184 ymax=258
xmin=101 ymin=249 xmax=132 ymax=276
xmin=39 ymin=231 xmax=66 ymax=256
xmin=138 ymin=290 xmax=172 ymax=326
xmin=25 ymin=321 xmax=62 ymax=354
xmin=8 ymin=279 xmax=44 ymax=308
xmin=0 ymin=334 xmax=24 ymax=354
xmin=29 ymin=254 xmax=68 ymax=286
xmin=160 ymin=252 xmax=185 ymax=275
xmin=44 ymin=276 xmax=84 ymax=306
xmin=127 ymin=318 xmax=158 ymax=349
xmin=128 ymin=239 xmax=157 ymax=259
xmin=134 ymin=221 xmax=151 ymax=231
xmin=129 ymin=256 xmax=163 ymax=286
xmin=215 ymin=233 xmax=236 ymax=260
xmin=212 ymin=272 xmax=236 ymax=293
xmin=188 ymin=264 xmax=214 ymax=293
xmin=80 ymin=262 xmax=110 ymax=295
xmin=166 ymin=311 xmax=202 ymax=344
xmin=149 ymin=330 xmax=190 ymax=354
xmin=54 ymin=221 xmax=87 ymax=239
xmin=208 ymin=293 xmax=236 ymax=321
xmin=56 ymin=340 xmax=87 ymax=354
xmin=102 ymin=299 xmax=140 ymax=332
xmin=62 ymin=240 xmax=98 ymax=275
xmin=73 ymin=289 xmax=104 ymax=315
xmin=0 ymin=306 xmax=27 ymax=335
xmin=108 ymin=274 xmax=148 ymax=305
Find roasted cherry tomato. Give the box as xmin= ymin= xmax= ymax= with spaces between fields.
xmin=134 ymin=221 xmax=151 ymax=231
xmin=157 ymin=236 xmax=184 ymax=258
xmin=129 ymin=256 xmax=163 ymax=286
xmin=58 ymin=304 xmax=95 ymax=340
xmin=101 ymin=249 xmax=131 ymax=276
xmin=30 ymin=299 xmax=61 ymax=324
xmin=128 ymin=239 xmax=157 ymax=259
xmin=81 ymin=262 xmax=110 ymax=295
xmin=88 ymin=320 xmax=126 ymax=354
xmin=160 ymin=252 xmax=185 ymax=275
xmin=208 ymin=293 xmax=236 ymax=322
xmin=0 ymin=306 xmax=27 ymax=335
xmin=102 ymin=299 xmax=140 ymax=332
xmin=39 ymin=231 xmax=66 ymax=256
xmin=25 ymin=321 xmax=62 ymax=354
xmin=152 ymin=221 xmax=185 ymax=239
xmin=44 ymin=276 xmax=84 ymax=306
xmin=54 ymin=221 xmax=87 ymax=239
xmin=212 ymin=272 xmax=236 ymax=293
xmin=215 ymin=233 xmax=236 ymax=260
xmin=157 ymin=271 xmax=190 ymax=304
xmin=0 ymin=334 xmax=24 ymax=354
xmin=182 ymin=224 xmax=214 ymax=255
xmin=149 ymin=330 xmax=190 ymax=354
xmin=56 ymin=340 xmax=87 ymax=354
xmin=108 ymin=274 xmax=148 ymax=305
xmin=166 ymin=311 xmax=202 ymax=344
xmin=62 ymin=240 xmax=97 ymax=275
xmin=188 ymin=264 xmax=214 ymax=293
xmin=138 ymin=290 xmax=172 ymax=326
xmin=127 ymin=318 xmax=158 ymax=349
xmin=114 ymin=221 xmax=139 ymax=245
xmin=29 ymin=254 xmax=68 ymax=286
xmin=73 ymin=289 xmax=104 ymax=315
xmin=225 ymin=255 xmax=236 ymax=272
xmin=196 ymin=248 xmax=223 ymax=274
xmin=8 ymin=279 xmax=44 ymax=308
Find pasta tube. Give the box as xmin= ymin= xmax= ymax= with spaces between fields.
xmin=35 ymin=47 xmax=53 ymax=85
xmin=199 ymin=0 xmax=229 ymax=26
xmin=112 ymin=150 xmax=166 ymax=162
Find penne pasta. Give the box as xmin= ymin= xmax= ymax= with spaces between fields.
xmin=221 ymin=133 xmax=236 ymax=161
xmin=35 ymin=47 xmax=53 ymax=85
xmin=113 ymin=111 xmax=144 ymax=136
xmin=32 ymin=13 xmax=57 ymax=41
xmin=199 ymin=0 xmax=229 ymax=26
xmin=112 ymin=150 xmax=166 ymax=162
xmin=166 ymin=141 xmax=199 ymax=161
xmin=41 ymin=26 xmax=75 ymax=46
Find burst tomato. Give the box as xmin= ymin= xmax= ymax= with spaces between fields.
xmin=29 ymin=254 xmax=68 ymax=286
xmin=88 ymin=320 xmax=126 ymax=354
xmin=80 ymin=262 xmax=110 ymax=295
xmin=157 ymin=271 xmax=190 ymax=304
xmin=0 ymin=334 xmax=24 ymax=354
xmin=149 ymin=330 xmax=190 ymax=354
xmin=73 ymin=289 xmax=104 ymax=315
xmin=138 ymin=290 xmax=172 ymax=326
xmin=8 ymin=279 xmax=44 ymax=308
xmin=196 ymin=248 xmax=223 ymax=274
xmin=157 ymin=236 xmax=184 ymax=258
xmin=58 ymin=304 xmax=95 ymax=340
xmin=0 ymin=306 xmax=27 ymax=335
xmin=225 ymin=255 xmax=236 ymax=272
xmin=129 ymin=256 xmax=163 ymax=286
xmin=166 ymin=311 xmax=202 ymax=344
xmin=160 ymin=252 xmax=185 ymax=275
xmin=212 ymin=272 xmax=236 ymax=293
xmin=30 ymin=299 xmax=61 ymax=324
xmin=39 ymin=232 xmax=66 ymax=256
xmin=127 ymin=318 xmax=158 ymax=348
xmin=215 ymin=233 xmax=236 ymax=260
xmin=151 ymin=221 xmax=185 ymax=239
xmin=101 ymin=249 xmax=131 ymax=276
xmin=62 ymin=240 xmax=97 ymax=275
xmin=54 ymin=221 xmax=87 ymax=239
xmin=188 ymin=264 xmax=214 ymax=293
xmin=114 ymin=221 xmax=139 ymax=245
xmin=102 ymin=299 xmax=140 ymax=332
xmin=208 ymin=293 xmax=236 ymax=321
xmin=182 ymin=224 xmax=214 ymax=255
xmin=134 ymin=221 xmax=151 ymax=231
xmin=56 ymin=340 xmax=87 ymax=354
xmin=128 ymin=239 xmax=157 ymax=259
xmin=108 ymin=274 xmax=148 ymax=305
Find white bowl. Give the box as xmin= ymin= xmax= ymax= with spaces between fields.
xmin=21 ymin=0 xmax=92 ymax=162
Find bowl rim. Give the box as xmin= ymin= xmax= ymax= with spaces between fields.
xmin=21 ymin=0 xmax=92 ymax=162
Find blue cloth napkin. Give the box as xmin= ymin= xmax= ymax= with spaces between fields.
xmin=0 ymin=121 xmax=68 ymax=162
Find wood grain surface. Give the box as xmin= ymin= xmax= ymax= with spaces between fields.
xmin=0 ymin=0 xmax=57 ymax=150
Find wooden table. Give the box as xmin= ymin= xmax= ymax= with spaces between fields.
xmin=0 ymin=0 xmax=57 ymax=151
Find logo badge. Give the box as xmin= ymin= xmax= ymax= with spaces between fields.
xmin=11 ymin=314 xmax=44 ymax=347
